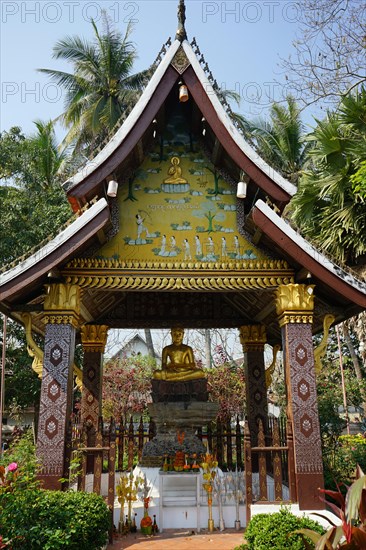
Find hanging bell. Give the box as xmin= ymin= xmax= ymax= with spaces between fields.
xmin=179 ymin=83 xmax=189 ymax=102
xmin=236 ymin=181 xmax=247 ymax=199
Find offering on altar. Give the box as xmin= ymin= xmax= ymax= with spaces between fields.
xmin=173 ymin=450 xmax=185 ymax=471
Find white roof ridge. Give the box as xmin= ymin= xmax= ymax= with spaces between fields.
xmin=255 ymin=199 xmax=366 ymax=294
xmin=0 ymin=198 xmax=109 ymax=286
xmin=65 ymin=40 xmax=181 ymax=189
xmin=182 ymin=41 xmax=297 ymax=197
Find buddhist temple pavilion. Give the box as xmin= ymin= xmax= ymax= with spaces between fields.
xmin=1 ymin=0 xmax=365 ymax=516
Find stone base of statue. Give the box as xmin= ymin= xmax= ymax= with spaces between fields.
xmin=140 ymin=401 xmax=219 ymax=466
xmin=151 ymin=379 xmax=208 ymax=403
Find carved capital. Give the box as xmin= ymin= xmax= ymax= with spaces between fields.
xmin=275 ymin=284 xmax=314 ymax=327
xmin=239 ymin=325 xmax=266 ymax=351
xmin=43 ymin=283 xmax=80 ymax=327
xmin=80 ymin=325 xmax=109 ymax=353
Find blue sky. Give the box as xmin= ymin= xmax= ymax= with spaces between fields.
xmin=0 ymin=0 xmax=321 ymax=141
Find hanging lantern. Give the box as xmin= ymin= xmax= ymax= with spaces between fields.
xmin=236 ymin=181 xmax=247 ymax=199
xmin=107 ymin=178 xmax=119 ymax=197
xmin=179 ymin=82 xmax=189 ymax=102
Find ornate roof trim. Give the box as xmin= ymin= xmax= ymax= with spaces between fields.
xmin=64 ymin=36 xmax=297 ymax=204
xmin=252 ymin=200 xmax=366 ymax=307
xmin=0 ymin=199 xmax=110 ymax=301
xmin=64 ymin=40 xmax=181 ymax=192
xmin=182 ymin=42 xmax=297 ymax=198
xmin=175 ymin=0 xmax=187 ymax=42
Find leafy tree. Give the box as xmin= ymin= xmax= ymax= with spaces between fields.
xmin=0 ymin=127 xmax=27 ymax=182
xmin=350 ymin=160 xmax=366 ymax=199
xmin=0 ymin=318 xmax=41 ymax=413
xmin=0 ymin=123 xmax=69 ymax=191
xmin=290 ymin=88 xmax=366 ymax=265
xmin=206 ymin=364 xmax=246 ymax=421
xmin=192 ymin=201 xmax=225 ymax=234
xmin=0 ymin=125 xmax=72 ymax=265
xmin=39 ymin=12 xmax=149 ymax=152
xmin=235 ymin=96 xmax=308 ymax=184
xmin=342 ymin=321 xmax=366 ymax=415
xmin=102 ymin=355 xmax=155 ymax=423
xmin=28 ymin=120 xmax=68 ymax=189
xmin=206 ymin=166 xmax=223 ymax=195
xmin=0 ymin=184 xmax=71 ymax=266
xmin=281 ymin=0 xmax=366 ymax=107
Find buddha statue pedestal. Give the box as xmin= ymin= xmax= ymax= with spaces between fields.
xmin=151 ymin=379 xmax=209 ymax=403
xmin=141 ymin=327 xmax=219 ymax=467
xmin=141 ymin=377 xmax=218 ymax=466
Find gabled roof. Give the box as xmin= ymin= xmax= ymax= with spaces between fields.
xmin=64 ymin=37 xmax=296 ymax=212
xmin=0 ymin=199 xmax=110 ymax=307
xmin=0 ymin=2 xmax=364 ymax=341
xmin=251 ymin=200 xmax=366 ymax=312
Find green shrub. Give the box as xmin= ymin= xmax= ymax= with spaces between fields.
xmin=235 ymin=507 xmax=325 ymax=550
xmin=322 ymin=434 xmax=366 ymax=490
xmin=338 ymin=434 xmax=366 ymax=476
xmin=0 ymin=429 xmax=38 ymax=480
xmin=0 ymin=487 xmax=110 ymax=549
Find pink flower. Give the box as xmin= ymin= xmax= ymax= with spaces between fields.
xmin=7 ymin=462 xmax=18 ymax=472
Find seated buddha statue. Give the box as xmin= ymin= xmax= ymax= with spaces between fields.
xmin=163 ymin=157 xmax=187 ymax=184
xmin=153 ymin=327 xmax=205 ymax=381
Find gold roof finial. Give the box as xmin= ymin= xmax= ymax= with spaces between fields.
xmin=175 ymin=0 xmax=187 ymax=42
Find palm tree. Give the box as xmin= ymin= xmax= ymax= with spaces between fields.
xmin=290 ymin=88 xmax=366 ymax=265
xmin=290 ymin=88 xmax=366 ymax=424
xmin=39 ymin=12 xmax=149 ymax=153
xmin=234 ymin=96 xmax=308 ymax=184
xmin=29 ymin=120 xmax=67 ymax=189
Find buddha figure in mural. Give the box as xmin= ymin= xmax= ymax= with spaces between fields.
xmin=163 ymin=157 xmax=187 ymax=184
xmin=153 ymin=327 xmax=205 ymax=381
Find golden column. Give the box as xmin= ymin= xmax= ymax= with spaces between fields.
xmin=275 ymin=283 xmax=324 ymax=510
xmin=239 ymin=325 xmax=268 ymax=445
xmin=37 ymin=283 xmax=80 ymax=490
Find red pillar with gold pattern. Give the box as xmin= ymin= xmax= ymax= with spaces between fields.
xmin=239 ymin=325 xmax=268 ymax=446
xmin=36 ymin=284 xmax=80 ymax=490
xmin=80 ymin=325 xmax=109 ymax=426
xmin=276 ymin=283 xmax=324 ymax=510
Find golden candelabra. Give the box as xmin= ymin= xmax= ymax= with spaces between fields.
xmin=200 ymin=453 xmax=218 ymax=532
xmin=116 ymin=469 xmax=144 ymax=533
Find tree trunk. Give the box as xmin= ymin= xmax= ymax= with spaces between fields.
xmin=342 ymin=322 xmax=366 ymax=416
xmin=144 ymin=329 xmax=155 ymax=358
xmin=205 ymin=329 xmax=212 ymax=369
